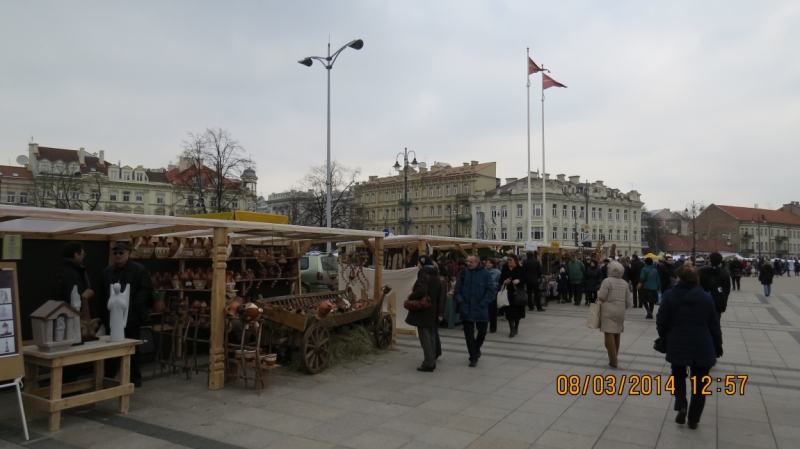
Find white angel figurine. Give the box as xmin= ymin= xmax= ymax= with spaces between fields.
xmin=107 ymin=283 xmax=130 ymax=342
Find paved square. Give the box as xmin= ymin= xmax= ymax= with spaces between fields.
xmin=2 ymin=276 xmax=799 ymax=448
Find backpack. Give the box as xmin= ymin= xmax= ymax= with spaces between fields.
xmin=702 ymin=266 xmax=728 ymax=312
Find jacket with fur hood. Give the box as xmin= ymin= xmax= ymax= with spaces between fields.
xmin=597 ymin=261 xmax=633 ymax=334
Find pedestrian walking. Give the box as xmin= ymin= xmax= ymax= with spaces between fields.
xmin=406 ymin=256 xmax=441 ymax=372
xmin=522 ymin=251 xmax=545 ymax=312
xmin=783 ymin=259 xmax=791 ymax=277
xmin=773 ymin=258 xmax=782 ymax=277
xmin=728 ymin=257 xmax=743 ymax=291
xmin=794 ymin=259 xmax=799 ymax=276
xmin=597 ymin=261 xmax=632 ymax=368
xmin=630 ymin=255 xmax=644 ymax=308
xmin=698 ymin=252 xmax=731 ymax=317
xmin=567 ymin=254 xmax=585 ymax=306
xmin=658 ymin=255 xmax=677 ymax=298
xmin=453 ymin=254 xmax=496 ymax=367
xmin=656 ymin=266 xmax=722 ymax=430
xmin=556 ymin=267 xmax=570 ymax=303
xmin=637 ymin=257 xmax=660 ymax=319
xmin=584 ymin=260 xmax=602 ymax=304
xmin=759 ymin=261 xmax=775 ymax=297
xmin=499 ymin=254 xmax=525 ymax=338
xmin=485 ymin=259 xmax=501 ymax=333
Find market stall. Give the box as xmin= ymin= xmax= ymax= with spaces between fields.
xmin=0 ymin=204 xmax=385 ymax=390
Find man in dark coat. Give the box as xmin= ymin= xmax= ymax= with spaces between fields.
xmin=406 ymin=256 xmax=441 ymax=372
xmin=454 ymin=254 xmax=496 ymax=367
xmin=522 ymin=251 xmax=544 ymax=312
xmin=100 ymin=242 xmax=152 ymax=386
xmin=630 ymin=255 xmax=644 ymax=308
xmin=657 ymin=255 xmax=676 ymax=296
xmin=698 ymin=252 xmax=731 ymax=316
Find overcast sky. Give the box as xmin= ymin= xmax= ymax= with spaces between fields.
xmin=2 ymin=1 xmax=798 ymax=211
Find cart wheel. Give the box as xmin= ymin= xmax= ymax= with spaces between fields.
xmin=374 ymin=314 xmax=393 ymax=349
xmin=302 ymin=322 xmax=330 ymax=374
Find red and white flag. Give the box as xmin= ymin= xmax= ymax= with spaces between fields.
xmin=528 ymin=57 xmax=542 ymax=75
xmin=543 ymin=73 xmax=566 ymax=89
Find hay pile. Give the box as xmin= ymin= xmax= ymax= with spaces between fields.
xmin=286 ymin=324 xmax=384 ymax=372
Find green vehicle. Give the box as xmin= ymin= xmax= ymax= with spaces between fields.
xmin=300 ymin=253 xmax=339 ymax=293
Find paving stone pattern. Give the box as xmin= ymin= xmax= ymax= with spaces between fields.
xmin=1 ymin=276 xmax=800 ymax=448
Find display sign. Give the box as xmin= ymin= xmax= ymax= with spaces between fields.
xmin=2 ymin=235 xmax=22 ymax=260
xmin=524 ymin=241 xmax=538 ymax=252
xmin=0 ymin=263 xmax=23 ymax=382
xmin=550 ymin=241 xmax=560 ymax=248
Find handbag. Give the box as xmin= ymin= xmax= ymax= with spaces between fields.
xmin=511 ymin=286 xmax=527 ymax=307
xmin=496 ymin=286 xmax=509 ymax=308
xmin=586 ymin=301 xmax=601 ymax=329
xmin=404 ymin=295 xmax=431 ymax=311
xmin=653 ymin=337 xmax=667 ymax=353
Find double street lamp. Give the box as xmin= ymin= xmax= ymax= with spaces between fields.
xmin=685 ymin=201 xmax=704 ymax=261
xmin=393 ymin=148 xmax=418 ymax=235
xmin=299 ymin=39 xmax=364 ymax=250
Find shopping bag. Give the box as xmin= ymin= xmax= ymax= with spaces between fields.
xmin=511 ymin=288 xmax=528 ymax=307
xmin=496 ymin=286 xmax=509 ymax=308
xmin=586 ymin=302 xmax=601 ymax=329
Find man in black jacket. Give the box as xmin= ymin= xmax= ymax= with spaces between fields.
xmin=101 ymin=242 xmax=152 ymax=387
xmin=699 ymin=252 xmax=731 ymax=317
xmin=657 ymin=255 xmax=676 ymax=297
xmin=522 ymin=251 xmax=544 ymax=312
xmin=629 ymin=255 xmax=644 ymax=308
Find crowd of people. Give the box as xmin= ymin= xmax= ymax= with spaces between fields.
xmin=405 ymin=249 xmax=746 ymax=432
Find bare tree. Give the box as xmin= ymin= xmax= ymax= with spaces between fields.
xmin=296 ymin=161 xmax=361 ymax=229
xmin=33 ymin=165 xmax=106 ymax=211
xmin=174 ymin=128 xmax=256 ymax=213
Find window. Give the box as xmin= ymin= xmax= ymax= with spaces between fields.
xmin=123 ymin=171 xmax=131 ymax=181
xmin=616 ymin=209 xmax=620 ymax=220
xmin=371 ymin=211 xmax=375 ymax=220
xmin=501 ymin=228 xmax=507 ymax=240
xmin=414 ymin=189 xmax=419 ymax=199
xmin=624 ymin=230 xmax=628 ymax=241
xmin=552 ymin=227 xmax=558 ymax=240
xmin=464 ymin=183 xmax=470 ymax=194
xmin=592 ymin=228 xmax=597 ymax=240
xmin=501 ymin=205 xmax=508 ymax=218
xmin=446 ymin=225 xmax=451 ymax=236
xmin=6 ymin=192 xmax=15 ymax=203
xmin=428 ymin=187 xmax=434 ymax=197
xmin=532 ymin=227 xmax=543 ymax=240
xmin=437 ymin=206 xmax=442 ymax=216
xmin=135 ymin=192 xmax=143 ymax=202
xmin=122 ymin=191 xmax=130 ymax=202
xmin=384 ymin=209 xmax=389 ymax=219
xmin=453 ymin=185 xmax=459 ymax=195
xmin=592 ymin=207 xmax=597 ymax=219
xmin=517 ymin=228 xmax=523 ymax=240
xmin=533 ymin=203 xmax=542 ymax=217
xmin=617 ymin=230 xmax=621 ymax=241
xmin=436 ymin=186 xmax=442 ymax=197
xmin=70 ymin=189 xmax=79 ymax=200
xmin=579 ymin=206 xmax=585 ymax=219
xmin=429 ymin=206 xmax=434 ymax=216
xmin=517 ymin=204 xmax=523 ymax=217
xmin=187 ymin=195 xmax=195 ymax=206
xmin=414 ymin=207 xmax=419 ymax=217
xmin=624 ymin=210 xmax=628 ymax=221
xmin=598 ymin=208 xmax=603 ymax=219
xmin=633 ymin=210 xmax=637 ymax=222
xmin=156 ymin=193 xmax=164 ymax=204
xmin=608 ymin=208 xmax=613 ymax=220
xmin=599 ymin=228 xmax=604 ymax=241
xmin=446 ymin=185 xmax=451 ymax=196
xmin=110 ymin=170 xmax=118 ymax=180
xmin=571 ymin=206 xmax=576 ymax=218
xmin=19 ymin=192 xmax=27 ymax=204
xmin=634 ymin=230 xmax=638 ymax=241
xmin=414 ymin=226 xmax=419 ymax=234
xmin=552 ymin=204 xmax=558 ymax=217
xmin=491 ymin=206 xmax=497 ymax=218
xmin=39 ymin=161 xmax=51 ymax=172
xmin=135 ymin=172 xmax=143 ymax=182
xmin=109 ymin=190 xmax=118 ymax=201
xmin=231 ymin=198 xmax=238 ymax=209
xmin=562 ymin=205 xmax=567 ymax=217
xmin=90 ymin=190 xmax=100 ymax=201
xmin=562 ymin=228 xmax=568 ymax=240
xmin=437 ymin=225 xmax=442 ymax=236
xmin=57 ymin=189 xmax=65 ymax=199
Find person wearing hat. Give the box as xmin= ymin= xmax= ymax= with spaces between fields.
xmin=406 ymin=255 xmax=442 ymax=372
xmin=100 ymin=242 xmax=152 ymax=387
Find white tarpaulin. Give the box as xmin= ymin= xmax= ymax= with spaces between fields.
xmin=339 ymin=267 xmax=420 ymax=331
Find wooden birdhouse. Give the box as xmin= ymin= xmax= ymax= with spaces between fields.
xmin=30 ymin=300 xmax=81 ymax=352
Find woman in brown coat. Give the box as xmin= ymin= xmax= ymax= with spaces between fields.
xmin=598 ymin=261 xmax=633 ymax=367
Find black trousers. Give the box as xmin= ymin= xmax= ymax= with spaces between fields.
xmin=731 ymin=276 xmax=741 ymax=290
xmin=462 ymin=320 xmax=488 ymax=362
xmin=488 ymin=299 xmax=498 ymax=333
xmin=672 ymin=365 xmax=711 ymax=424
xmin=585 ymin=289 xmax=597 ymax=303
xmin=526 ymin=283 xmax=542 ymax=310
xmin=571 ymin=284 xmax=583 ymax=305
xmin=642 ymin=289 xmax=658 ymax=315
xmin=632 ymin=287 xmax=639 ymax=307
xmin=105 ymin=325 xmax=142 ymax=384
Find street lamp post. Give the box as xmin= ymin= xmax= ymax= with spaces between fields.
xmin=299 ymin=38 xmax=364 ymax=251
xmin=685 ymin=201 xmax=704 ymax=261
xmin=393 ymin=148 xmax=417 ymax=235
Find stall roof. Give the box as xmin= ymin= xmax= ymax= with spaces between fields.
xmin=337 ymin=235 xmax=524 ymax=252
xmin=0 ymin=205 xmax=383 ymax=242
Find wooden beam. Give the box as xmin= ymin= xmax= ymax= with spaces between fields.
xmin=12 ymin=233 xmax=108 ymax=241
xmin=454 ymin=243 xmax=469 ymax=258
xmin=208 ymin=226 xmax=227 ymax=391
xmin=112 ymin=225 xmax=200 ymax=240
xmin=48 ymin=222 xmax=127 ymax=238
xmin=360 ymin=238 xmax=376 ymax=254
xmin=0 ymin=216 xmax=23 ymax=223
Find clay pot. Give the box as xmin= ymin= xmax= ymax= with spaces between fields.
xmin=181 ymin=271 xmax=193 ymax=290
xmin=315 ymin=301 xmax=334 ymax=321
xmin=199 ymin=301 xmax=208 ymax=314
xmin=192 ymin=279 xmax=206 ymax=290
xmin=236 ymin=245 xmax=246 ymax=257
xmin=244 ymin=245 xmax=254 ymax=256
xmin=153 ymin=296 xmax=165 ymax=314
xmin=226 ymin=296 xmax=243 ymax=316
xmin=193 ymin=237 xmax=207 ymax=258
xmin=169 ymin=238 xmax=180 ymax=257
xmin=263 ymin=354 xmax=277 ymax=367
xmin=139 ymin=236 xmax=154 ymax=258
xmin=181 ymin=238 xmax=194 ymax=258
xmin=190 ymin=300 xmax=202 ymax=313
xmin=205 ymin=268 xmax=214 ymax=289
xmin=277 ymin=250 xmax=287 ymax=265
xmin=205 ymin=237 xmax=214 ymax=255
xmin=243 ymin=302 xmax=263 ymax=321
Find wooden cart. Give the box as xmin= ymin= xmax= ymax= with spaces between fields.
xmin=255 ymin=286 xmax=393 ymax=374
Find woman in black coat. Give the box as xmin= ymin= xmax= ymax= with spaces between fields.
xmin=584 ymin=260 xmax=602 ymax=305
xmin=405 ymin=256 xmax=441 ymax=372
xmin=758 ymin=262 xmax=774 ymax=297
xmin=498 ymin=254 xmax=525 ymax=338
xmin=656 ymin=266 xmax=722 ymax=430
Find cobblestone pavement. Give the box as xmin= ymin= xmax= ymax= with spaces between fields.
xmin=1 ymin=276 xmax=799 ymax=448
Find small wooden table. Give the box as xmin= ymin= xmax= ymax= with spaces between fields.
xmin=22 ymin=337 xmax=141 ymax=431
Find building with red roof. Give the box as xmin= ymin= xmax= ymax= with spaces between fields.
xmin=695 ymin=204 xmax=800 ymax=259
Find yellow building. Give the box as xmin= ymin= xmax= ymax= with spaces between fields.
xmin=354 ymin=160 xmax=497 ymax=237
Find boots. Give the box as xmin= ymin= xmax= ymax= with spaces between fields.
xmin=508 ymin=321 xmax=518 ymax=338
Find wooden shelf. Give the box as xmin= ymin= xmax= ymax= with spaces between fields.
xmin=154 ymin=288 xmax=212 ymax=292
xmin=235 ymin=278 xmax=297 ymax=283
xmin=228 ymin=256 xmax=298 ymax=261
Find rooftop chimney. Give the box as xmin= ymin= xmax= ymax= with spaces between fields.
xmin=556 ymin=174 xmax=566 ymax=182
xmin=505 ymin=178 xmax=517 ymax=185
xmin=78 ymin=147 xmax=86 ymax=166
xmin=568 ymin=175 xmax=580 ymax=184
xmin=463 ymin=162 xmax=469 ymax=167
xmin=28 ymin=142 xmax=38 ymax=171
xmin=98 ymin=150 xmax=105 ymax=166
xmin=595 ymin=180 xmax=604 ymax=186
xmin=369 ymin=175 xmax=378 ymax=181
xmin=530 ymin=171 xmax=539 ymax=179
xmin=544 ymin=173 xmax=550 ymax=180
xmin=470 ymin=160 xmax=479 ymax=166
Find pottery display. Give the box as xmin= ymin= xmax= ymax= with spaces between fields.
xmin=192 ymin=279 xmax=207 ymax=290
xmin=315 ymin=301 xmax=334 ymax=321
xmin=193 ymin=237 xmax=207 ymax=258
xmin=168 ymin=238 xmax=180 ymax=257
xmin=181 ymin=238 xmax=194 ymax=258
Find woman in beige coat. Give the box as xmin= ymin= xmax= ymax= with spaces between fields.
xmin=598 ymin=261 xmax=633 ymax=367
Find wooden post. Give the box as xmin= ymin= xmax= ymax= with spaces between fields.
xmin=208 ymin=227 xmax=227 ymax=390
xmin=373 ymin=237 xmax=389 ymax=341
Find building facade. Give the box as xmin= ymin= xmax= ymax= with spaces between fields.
xmin=354 ymin=160 xmax=497 ymax=236
xmin=0 ymin=165 xmax=35 ymax=208
xmin=695 ymin=204 xmax=800 ymax=259
xmin=470 ymin=173 xmax=644 ymax=257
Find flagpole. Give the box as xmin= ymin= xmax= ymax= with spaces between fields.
xmin=526 ymin=48 xmax=532 ymax=247
xmin=541 ymin=64 xmax=547 ymax=245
